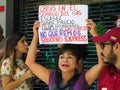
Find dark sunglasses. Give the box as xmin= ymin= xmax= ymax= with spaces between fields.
xmin=101 ymin=42 xmax=115 ymax=49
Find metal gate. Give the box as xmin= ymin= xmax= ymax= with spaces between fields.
xmin=16 ymin=0 xmax=120 ymax=90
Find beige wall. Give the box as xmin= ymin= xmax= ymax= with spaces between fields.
xmin=0 ymin=0 xmax=13 ymax=37
xmin=0 ymin=0 xmax=6 ymax=36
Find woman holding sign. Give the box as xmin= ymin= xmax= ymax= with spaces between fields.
xmin=26 ymin=20 xmax=104 ymax=90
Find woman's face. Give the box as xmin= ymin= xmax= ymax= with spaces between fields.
xmin=15 ymin=36 xmax=28 ymax=54
xmin=58 ymin=51 xmax=78 ymax=73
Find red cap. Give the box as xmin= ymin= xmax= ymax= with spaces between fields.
xmin=92 ymin=27 xmax=120 ymax=43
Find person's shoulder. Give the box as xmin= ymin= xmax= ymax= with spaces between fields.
xmin=50 ymin=69 xmax=56 ymax=74
xmin=2 ymin=58 xmax=10 ymax=64
xmin=79 ymin=71 xmax=86 ymax=78
xmin=100 ymin=65 xmax=113 ymax=74
xmin=1 ymin=58 xmax=10 ymax=69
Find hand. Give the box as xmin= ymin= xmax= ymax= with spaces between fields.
xmin=24 ymin=70 xmax=34 ymax=80
xmin=33 ymin=21 xmax=40 ymax=37
xmin=86 ymin=19 xmax=98 ymax=36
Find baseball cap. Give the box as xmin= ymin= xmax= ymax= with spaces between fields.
xmin=92 ymin=27 xmax=120 ymax=43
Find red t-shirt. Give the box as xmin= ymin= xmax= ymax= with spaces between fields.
xmin=98 ymin=65 xmax=120 ymax=90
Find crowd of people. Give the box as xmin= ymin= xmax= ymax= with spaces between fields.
xmin=25 ymin=20 xmax=103 ymax=90
xmin=0 ymin=15 xmax=120 ymax=90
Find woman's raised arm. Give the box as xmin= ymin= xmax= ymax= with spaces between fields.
xmin=25 ymin=21 xmax=50 ymax=84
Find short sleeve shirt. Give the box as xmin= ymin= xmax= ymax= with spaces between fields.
xmin=98 ymin=65 xmax=120 ymax=90
xmin=1 ymin=58 xmax=32 ymax=90
xmin=48 ymin=70 xmax=89 ymax=90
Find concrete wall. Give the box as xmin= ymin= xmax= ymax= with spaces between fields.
xmin=0 ymin=0 xmax=13 ymax=37
xmin=0 ymin=0 xmax=6 ymax=36
xmin=6 ymin=0 xmax=14 ymax=37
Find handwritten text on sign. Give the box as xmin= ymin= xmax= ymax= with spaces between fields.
xmin=39 ymin=5 xmax=88 ymax=44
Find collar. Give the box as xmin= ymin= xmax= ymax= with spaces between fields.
xmin=108 ymin=65 xmax=120 ymax=76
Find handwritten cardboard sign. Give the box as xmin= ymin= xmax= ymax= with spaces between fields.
xmin=38 ymin=5 xmax=88 ymax=44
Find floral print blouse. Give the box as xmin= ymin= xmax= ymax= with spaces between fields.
xmin=1 ymin=58 xmax=33 ymax=90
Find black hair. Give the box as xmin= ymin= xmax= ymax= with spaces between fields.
xmin=55 ymin=44 xmax=86 ymax=90
xmin=1 ymin=31 xmax=26 ymax=75
xmin=110 ymin=14 xmax=120 ymax=27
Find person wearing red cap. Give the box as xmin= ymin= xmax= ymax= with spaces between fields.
xmin=87 ymin=19 xmax=120 ymax=90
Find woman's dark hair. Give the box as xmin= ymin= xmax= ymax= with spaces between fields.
xmin=55 ymin=44 xmax=87 ymax=89
xmin=1 ymin=32 xmax=26 ymax=75
xmin=110 ymin=14 xmax=120 ymax=27
xmin=56 ymin=44 xmax=87 ymax=72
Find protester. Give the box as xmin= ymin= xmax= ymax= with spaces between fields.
xmin=25 ymin=20 xmax=104 ymax=90
xmin=87 ymin=19 xmax=120 ymax=90
xmin=58 ymin=44 xmax=87 ymax=74
xmin=0 ymin=32 xmax=34 ymax=90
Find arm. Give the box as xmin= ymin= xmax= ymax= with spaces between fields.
xmin=2 ymin=70 xmax=32 ymax=90
xmin=85 ymin=19 xmax=105 ymax=86
xmin=25 ymin=21 xmax=50 ymax=84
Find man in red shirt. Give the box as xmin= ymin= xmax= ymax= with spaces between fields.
xmin=87 ymin=18 xmax=120 ymax=90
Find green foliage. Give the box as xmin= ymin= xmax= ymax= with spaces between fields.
xmin=45 ymin=45 xmax=56 ymax=68
xmin=96 ymin=22 xmax=107 ymax=35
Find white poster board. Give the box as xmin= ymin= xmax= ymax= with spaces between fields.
xmin=38 ymin=5 xmax=88 ymax=44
